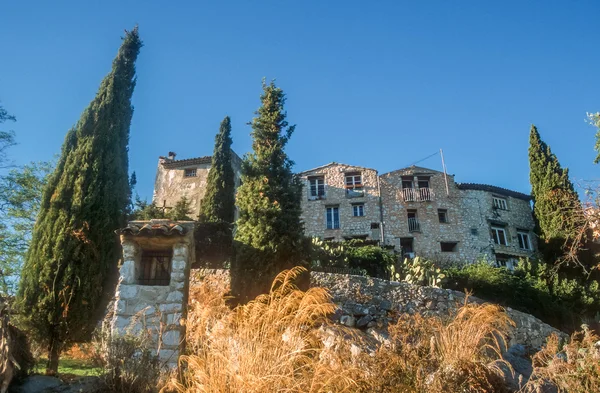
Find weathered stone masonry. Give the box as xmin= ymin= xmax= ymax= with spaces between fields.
xmin=152 ymin=152 xmax=537 ymax=266
xmin=111 ymin=220 xmax=195 ymax=369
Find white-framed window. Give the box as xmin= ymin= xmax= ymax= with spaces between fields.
xmin=345 ymin=173 xmax=362 ymax=188
xmin=326 ymin=206 xmax=340 ymax=229
xmin=493 ymin=196 xmax=508 ymax=210
xmin=184 ymin=168 xmax=197 ymax=177
xmin=352 ymin=204 xmax=365 ymax=217
xmin=517 ymin=230 xmax=531 ymax=250
xmin=491 ymin=226 xmax=508 ymax=246
xmin=308 ymin=176 xmax=325 ymax=198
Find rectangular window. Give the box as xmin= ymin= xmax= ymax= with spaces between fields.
xmin=308 ymin=176 xmax=325 ymax=198
xmin=417 ymin=177 xmax=430 ymax=189
xmin=401 ymin=177 xmax=414 ymax=189
xmin=138 ymin=249 xmax=172 ymax=286
xmin=440 ymin=242 xmax=458 ymax=252
xmin=493 ymin=196 xmax=508 ymax=210
xmin=517 ymin=230 xmax=531 ymax=250
xmin=438 ymin=209 xmax=448 ymax=223
xmin=352 ymin=204 xmax=365 ymax=217
xmin=407 ymin=209 xmax=420 ymax=232
xmin=345 ymin=173 xmax=363 ymax=188
xmin=326 ymin=206 xmax=340 ymax=229
xmin=491 ymin=226 xmax=508 ymax=246
xmin=184 ymin=168 xmax=197 ymax=177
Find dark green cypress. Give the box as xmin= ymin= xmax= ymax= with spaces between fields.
xmin=230 ymin=81 xmax=307 ymax=304
xmin=528 ymin=125 xmax=584 ymax=264
xmin=17 ymin=28 xmax=142 ymax=374
xmin=199 ymin=116 xmax=235 ymax=223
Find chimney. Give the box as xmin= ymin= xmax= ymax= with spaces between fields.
xmin=168 ymin=151 xmax=177 ymax=160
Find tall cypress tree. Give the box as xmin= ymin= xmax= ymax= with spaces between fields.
xmin=17 ymin=28 xmax=142 ymax=373
xmin=231 ymin=80 xmax=306 ymax=304
xmin=528 ymin=125 xmax=584 ymax=264
xmin=199 ymin=116 xmax=235 ymax=223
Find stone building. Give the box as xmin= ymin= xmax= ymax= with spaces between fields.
xmin=298 ymin=163 xmax=383 ymax=242
xmin=379 ymin=166 xmax=536 ymax=267
xmin=153 ymin=151 xmax=243 ymax=220
xmin=111 ymin=220 xmax=195 ymax=369
xmin=151 ymin=152 xmax=537 ymax=267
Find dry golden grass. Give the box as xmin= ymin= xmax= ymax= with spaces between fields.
xmin=166 ymin=267 xmax=359 ymax=393
xmin=357 ymin=300 xmax=514 ymax=393
xmin=526 ymin=326 xmax=600 ymax=393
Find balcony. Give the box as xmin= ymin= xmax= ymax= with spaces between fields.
xmin=346 ymin=188 xmax=365 ymax=198
xmin=401 ymin=187 xmax=434 ymax=202
xmin=408 ymin=217 xmax=421 ymax=232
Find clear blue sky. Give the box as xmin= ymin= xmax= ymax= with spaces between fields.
xmin=1 ymin=1 xmax=598 ymax=201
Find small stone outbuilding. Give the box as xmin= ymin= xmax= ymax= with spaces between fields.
xmin=111 ymin=220 xmax=195 ymax=369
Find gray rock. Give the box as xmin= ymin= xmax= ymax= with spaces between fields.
xmin=10 ymin=375 xmax=62 ymax=393
xmin=340 ymin=315 xmax=356 ymax=327
xmin=356 ymin=315 xmax=373 ymax=328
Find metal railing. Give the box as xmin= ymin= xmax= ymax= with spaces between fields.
xmin=408 ymin=217 xmax=420 ymax=232
xmin=402 ymin=187 xmax=434 ymax=202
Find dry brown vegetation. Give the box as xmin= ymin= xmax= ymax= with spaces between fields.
xmin=526 ymin=326 xmax=600 ymax=393
xmin=166 ymin=268 xmax=523 ymax=393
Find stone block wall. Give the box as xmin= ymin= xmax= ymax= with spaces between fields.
xmin=299 ymin=163 xmax=383 ymax=241
xmin=111 ymin=221 xmax=195 ymax=369
xmin=190 ymin=269 xmax=565 ymax=350
xmin=153 ymin=153 xmax=242 ymax=220
xmin=380 ymin=166 xmax=482 ymax=263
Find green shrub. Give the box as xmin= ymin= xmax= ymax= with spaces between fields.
xmin=391 ymin=256 xmax=445 ymax=287
xmin=310 ymin=238 xmax=394 ymax=278
xmin=194 ymin=222 xmax=233 ymax=268
xmin=444 ymin=261 xmax=600 ymax=332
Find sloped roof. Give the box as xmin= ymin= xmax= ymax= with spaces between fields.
xmin=380 ymin=165 xmax=446 ymax=177
xmin=457 ymin=183 xmax=531 ymax=201
xmin=161 ymin=156 xmax=212 ymax=169
xmin=119 ymin=220 xmax=190 ymax=236
xmin=298 ymin=162 xmax=377 ymax=175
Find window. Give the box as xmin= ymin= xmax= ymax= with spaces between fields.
xmin=438 ymin=209 xmax=448 ymax=223
xmin=517 ymin=230 xmax=531 ymax=250
xmin=400 ymin=237 xmax=414 ymax=257
xmin=308 ymin=176 xmax=325 ymax=199
xmin=493 ymin=196 xmax=508 ymax=210
xmin=470 ymin=228 xmax=478 ymax=236
xmin=138 ymin=249 xmax=172 ymax=286
xmin=401 ymin=177 xmax=414 ymax=189
xmin=352 ymin=203 xmax=365 ymax=217
xmin=417 ymin=177 xmax=430 ymax=189
xmin=370 ymin=222 xmax=380 ymax=229
xmin=184 ymin=168 xmax=197 ymax=177
xmin=440 ymin=242 xmax=458 ymax=252
xmin=326 ymin=206 xmax=340 ymax=229
xmin=407 ymin=209 xmax=420 ymax=232
xmin=496 ymin=257 xmax=516 ymax=270
xmin=345 ymin=172 xmax=364 ymax=197
xmin=491 ymin=226 xmax=508 ymax=246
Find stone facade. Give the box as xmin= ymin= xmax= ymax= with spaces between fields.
xmin=111 ymin=220 xmax=195 ymax=369
xmin=152 ymin=153 xmax=536 ymax=266
xmin=299 ymin=163 xmax=383 ymax=241
xmin=190 ymin=269 xmax=566 ymax=350
xmin=152 ymin=152 xmax=242 ymax=220
xmin=380 ymin=166 xmax=537 ymax=266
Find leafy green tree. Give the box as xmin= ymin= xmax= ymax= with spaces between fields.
xmin=528 ymin=125 xmax=589 ymax=268
xmin=199 ymin=116 xmax=235 ymax=223
xmin=17 ymin=28 xmax=142 ymax=374
xmin=0 ymin=102 xmax=16 ymax=169
xmin=0 ymin=161 xmax=53 ymax=295
xmin=587 ymin=112 xmax=600 ymax=164
xmin=231 ymin=80 xmax=306 ymax=304
xmin=168 ymin=196 xmax=194 ymax=220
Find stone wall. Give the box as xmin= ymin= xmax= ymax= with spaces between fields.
xmin=299 ymin=163 xmax=383 ymax=241
xmin=191 ymin=269 xmax=565 ymax=350
xmin=459 ymin=188 xmax=537 ymax=267
xmin=152 ymin=153 xmax=242 ymax=220
xmin=380 ymin=166 xmax=473 ymax=263
xmin=111 ymin=221 xmax=195 ymax=369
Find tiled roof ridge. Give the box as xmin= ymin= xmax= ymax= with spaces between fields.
xmin=457 ymin=183 xmax=531 ymax=201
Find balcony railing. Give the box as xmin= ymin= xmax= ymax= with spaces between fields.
xmin=402 ymin=187 xmax=434 ymax=202
xmin=408 ymin=217 xmax=420 ymax=232
xmin=346 ymin=188 xmax=365 ymax=198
